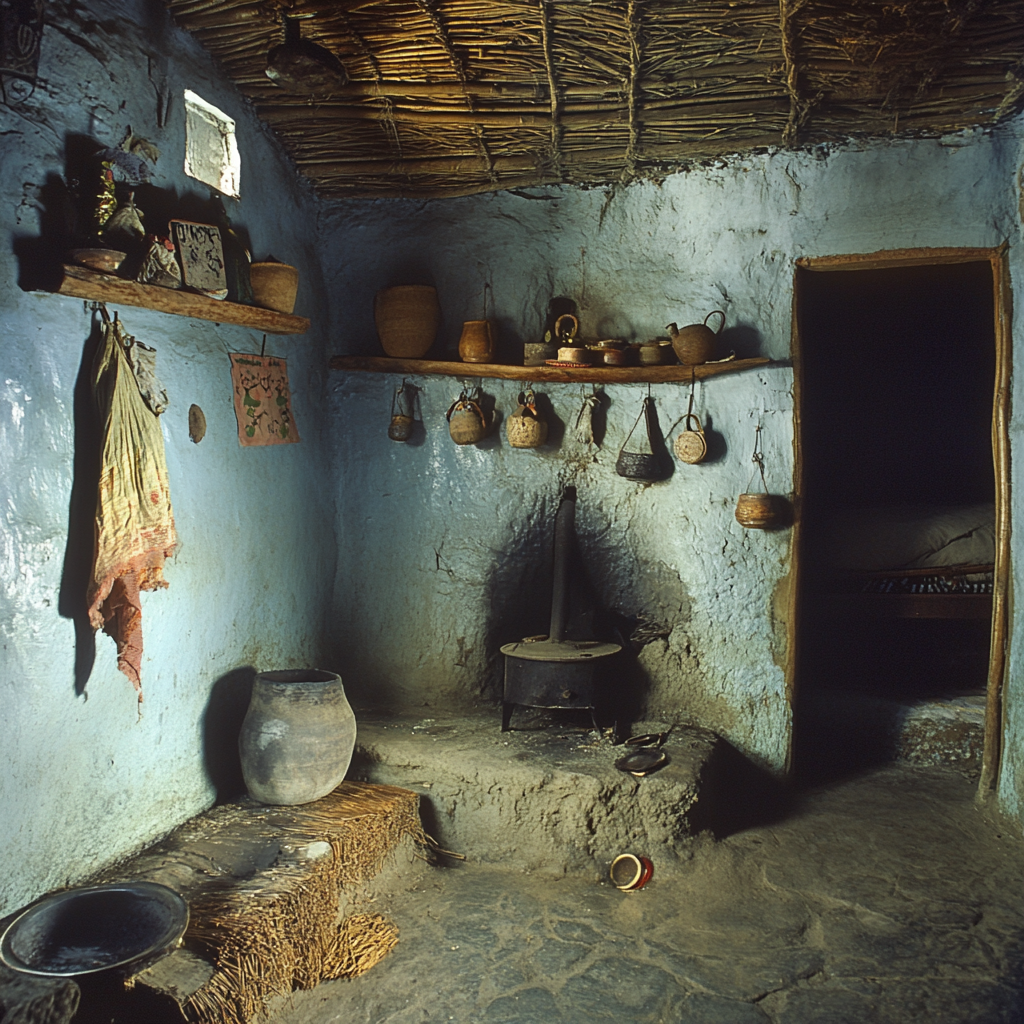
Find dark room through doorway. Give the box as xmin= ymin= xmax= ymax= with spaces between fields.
xmin=793 ymin=257 xmax=1001 ymax=780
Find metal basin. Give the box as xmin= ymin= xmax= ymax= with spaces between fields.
xmin=0 ymin=882 xmax=188 ymax=977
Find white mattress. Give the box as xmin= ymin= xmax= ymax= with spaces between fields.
xmin=821 ymin=503 xmax=995 ymax=573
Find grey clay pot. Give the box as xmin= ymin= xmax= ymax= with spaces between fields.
xmin=238 ymin=669 xmax=356 ymax=805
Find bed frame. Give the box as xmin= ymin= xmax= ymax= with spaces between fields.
xmin=826 ymin=563 xmax=994 ymax=620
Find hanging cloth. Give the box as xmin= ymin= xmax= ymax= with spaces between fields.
xmin=86 ymin=312 xmax=176 ymax=698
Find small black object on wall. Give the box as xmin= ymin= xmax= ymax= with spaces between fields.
xmin=0 ymin=0 xmax=45 ymax=105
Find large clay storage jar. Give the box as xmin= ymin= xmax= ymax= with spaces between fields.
xmin=459 ymin=319 xmax=495 ymax=363
xmin=238 ymin=669 xmax=356 ymax=805
xmin=374 ymin=285 xmax=441 ymax=358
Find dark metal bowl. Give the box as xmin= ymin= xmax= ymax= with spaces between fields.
xmin=0 ymin=882 xmax=188 ymax=977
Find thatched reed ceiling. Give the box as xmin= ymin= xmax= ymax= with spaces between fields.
xmin=166 ymin=0 xmax=1024 ymax=199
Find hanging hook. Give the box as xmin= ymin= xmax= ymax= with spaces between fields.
xmin=747 ymin=422 xmax=768 ymax=494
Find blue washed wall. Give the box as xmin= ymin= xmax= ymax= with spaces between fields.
xmin=322 ymin=125 xmax=1024 ymax=798
xmin=0 ymin=0 xmax=332 ymax=914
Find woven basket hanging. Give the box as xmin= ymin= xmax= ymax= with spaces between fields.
xmin=735 ymin=423 xmax=780 ymax=528
xmin=616 ymin=395 xmax=666 ymax=481
xmin=673 ymin=373 xmax=707 ymax=464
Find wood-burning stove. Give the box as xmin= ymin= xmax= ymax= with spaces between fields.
xmin=500 ymin=487 xmax=620 ymax=731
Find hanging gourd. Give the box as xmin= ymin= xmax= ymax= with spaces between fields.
xmin=446 ymin=388 xmax=488 ymax=445
xmin=506 ymin=387 xmax=547 ymax=448
xmin=388 ymin=381 xmax=413 ymax=441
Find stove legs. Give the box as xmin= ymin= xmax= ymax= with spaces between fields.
xmin=500 ymin=701 xmax=603 ymax=734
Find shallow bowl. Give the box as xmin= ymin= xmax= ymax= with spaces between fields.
xmin=0 ymin=882 xmax=188 ymax=977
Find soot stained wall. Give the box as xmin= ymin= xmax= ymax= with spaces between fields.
xmin=321 ymin=126 xmax=1024 ymax=796
xmin=0 ymin=0 xmax=332 ymax=915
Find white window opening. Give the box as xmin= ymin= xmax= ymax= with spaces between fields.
xmin=183 ymin=89 xmax=241 ymax=198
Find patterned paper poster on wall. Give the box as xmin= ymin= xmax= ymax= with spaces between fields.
xmin=229 ymin=353 xmax=300 ymax=446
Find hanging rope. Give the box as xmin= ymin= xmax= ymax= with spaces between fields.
xmin=746 ymin=422 xmax=768 ymax=494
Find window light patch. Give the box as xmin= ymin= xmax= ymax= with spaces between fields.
xmin=184 ymin=89 xmax=241 ymax=198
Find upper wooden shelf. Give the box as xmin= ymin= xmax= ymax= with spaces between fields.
xmin=329 ymin=354 xmax=770 ymax=383
xmin=51 ymin=265 xmax=310 ymax=335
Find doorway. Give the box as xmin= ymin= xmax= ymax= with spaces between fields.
xmin=791 ymin=248 xmax=1010 ymax=788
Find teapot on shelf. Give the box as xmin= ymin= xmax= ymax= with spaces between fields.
xmin=667 ymin=310 xmax=725 ymax=366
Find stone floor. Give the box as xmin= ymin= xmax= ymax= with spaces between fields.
xmin=268 ymin=762 xmax=1024 ymax=1024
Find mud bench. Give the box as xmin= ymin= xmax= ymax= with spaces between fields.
xmin=0 ymin=782 xmax=424 ymax=1024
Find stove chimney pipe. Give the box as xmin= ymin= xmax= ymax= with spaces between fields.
xmin=548 ymin=486 xmax=577 ymax=643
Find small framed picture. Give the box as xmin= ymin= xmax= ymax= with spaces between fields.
xmin=171 ymin=220 xmax=228 ymax=299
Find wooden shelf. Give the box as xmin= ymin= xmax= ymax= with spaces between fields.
xmin=52 ymin=264 xmax=310 ymax=335
xmin=329 ymin=354 xmax=770 ymax=383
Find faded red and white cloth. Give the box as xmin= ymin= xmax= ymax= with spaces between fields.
xmin=86 ymin=314 xmax=176 ymax=698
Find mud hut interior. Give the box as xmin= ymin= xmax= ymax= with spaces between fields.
xmin=2 ymin=1 xmax=1024 ymax=1021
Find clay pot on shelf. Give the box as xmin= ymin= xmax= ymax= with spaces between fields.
xmin=459 ymin=319 xmax=495 ymax=363
xmin=506 ymin=389 xmax=548 ymax=448
xmin=593 ymin=340 xmax=629 ymax=366
xmin=250 ymin=259 xmax=299 ymax=314
xmin=667 ymin=310 xmax=725 ymax=365
xmin=375 ymin=285 xmax=441 ymax=358
xmin=638 ymin=341 xmax=673 ymax=366
xmin=558 ymin=346 xmax=591 ymax=365
xmin=238 ymin=669 xmax=356 ymax=806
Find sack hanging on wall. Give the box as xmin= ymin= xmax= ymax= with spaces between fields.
xmin=229 ymin=353 xmax=300 ymax=446
xmin=87 ymin=309 xmax=177 ymax=699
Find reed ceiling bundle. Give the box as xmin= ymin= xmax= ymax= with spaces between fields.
xmin=165 ymin=0 xmax=1024 ymax=198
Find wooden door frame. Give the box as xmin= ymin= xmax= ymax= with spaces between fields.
xmin=789 ymin=245 xmax=1012 ymax=792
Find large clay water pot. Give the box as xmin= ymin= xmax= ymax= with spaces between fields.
xmin=374 ymin=285 xmax=441 ymax=358
xmin=238 ymin=669 xmax=356 ymax=805
xmin=667 ymin=310 xmax=725 ymax=365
